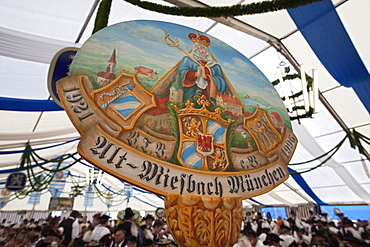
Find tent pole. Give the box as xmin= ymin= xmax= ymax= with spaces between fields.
xmin=75 ymin=0 xmax=100 ymax=44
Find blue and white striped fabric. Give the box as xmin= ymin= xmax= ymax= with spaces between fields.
xmin=110 ymin=93 xmax=141 ymax=117
xmin=180 ymin=142 xmax=202 ymax=169
xmin=28 ymin=174 xmax=45 ymax=205
xmin=206 ymin=120 xmax=226 ymax=143
xmin=49 ymin=163 xmax=69 ymax=198
xmin=84 ymin=184 xmax=95 ymax=207
xmin=28 ymin=190 xmax=41 ymax=205
xmin=124 ymin=183 xmax=134 ymax=199
xmin=288 ymin=0 xmax=370 ymax=113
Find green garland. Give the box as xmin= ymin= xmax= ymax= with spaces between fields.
xmin=289 ymin=106 xmax=314 ymax=121
xmin=92 ymin=0 xmax=325 ymax=33
xmin=349 ymin=129 xmax=370 ymax=155
xmin=289 ymin=129 xmax=370 ymax=175
xmin=15 ymin=143 xmax=80 ymax=196
xmin=93 ymin=0 xmax=113 ymax=34
xmin=1 ymin=129 xmax=367 ymax=200
xmin=271 ymin=73 xmax=313 ymax=87
xmin=289 ymin=135 xmax=346 ymax=175
xmin=122 ymin=0 xmax=325 ymax=18
xmin=271 ymin=73 xmax=315 ymax=120
xmin=93 ymin=184 xmax=129 ymax=207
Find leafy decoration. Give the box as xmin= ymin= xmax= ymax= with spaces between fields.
xmin=289 ymin=129 xmax=370 ymax=175
xmin=122 ymin=0 xmax=325 ymax=18
xmin=93 ymin=0 xmax=113 ymax=34
xmin=92 ymin=0 xmax=325 ymax=33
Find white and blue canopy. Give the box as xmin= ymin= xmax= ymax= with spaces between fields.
xmin=0 ymin=0 xmax=369 ymax=212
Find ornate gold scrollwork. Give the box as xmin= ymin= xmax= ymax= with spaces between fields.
xmin=165 ymin=194 xmax=242 ymax=247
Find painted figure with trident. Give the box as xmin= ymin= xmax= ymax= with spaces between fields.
xmin=164 ymin=31 xmax=227 ymax=104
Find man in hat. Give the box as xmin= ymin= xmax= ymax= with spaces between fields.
xmin=292 ymin=227 xmax=309 ymax=247
xmin=287 ymin=210 xmax=301 ymax=230
xmin=279 ymin=225 xmax=296 ymax=247
xmin=90 ymin=215 xmax=112 ymax=247
xmin=263 ymin=233 xmax=283 ymax=247
xmin=246 ymin=230 xmax=265 ymax=247
xmin=143 ymin=214 xmax=155 ymax=228
xmin=83 ymin=213 xmax=101 ymax=243
xmin=258 ymin=226 xmax=271 ymax=244
xmin=59 ymin=210 xmax=81 ymax=246
xmin=116 ymin=208 xmax=138 ymax=238
xmin=341 ymin=218 xmax=363 ymax=242
xmin=265 ymin=212 xmax=278 ymax=234
xmin=138 ymin=214 xmax=155 ymax=246
xmin=36 ymin=230 xmax=62 ymax=247
xmin=319 ymin=211 xmax=331 ymax=223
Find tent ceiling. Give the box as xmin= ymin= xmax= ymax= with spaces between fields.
xmin=0 ymin=0 xmax=369 ymax=210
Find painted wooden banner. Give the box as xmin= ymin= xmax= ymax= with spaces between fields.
xmin=56 ymin=20 xmax=297 ymax=247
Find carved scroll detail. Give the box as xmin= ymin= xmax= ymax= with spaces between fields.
xmin=165 ymin=194 xmax=242 ymax=247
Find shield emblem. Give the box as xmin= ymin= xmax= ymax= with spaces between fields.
xmin=244 ymin=109 xmax=282 ymax=154
xmin=196 ymin=133 xmax=214 ymax=156
xmin=176 ymin=104 xmax=230 ymax=171
xmin=92 ymin=73 xmax=156 ymax=130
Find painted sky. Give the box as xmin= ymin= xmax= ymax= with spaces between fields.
xmin=71 ymin=20 xmax=286 ymax=112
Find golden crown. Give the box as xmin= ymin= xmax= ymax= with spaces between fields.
xmin=171 ymin=96 xmax=233 ymax=127
xmin=188 ymin=30 xmax=211 ymax=47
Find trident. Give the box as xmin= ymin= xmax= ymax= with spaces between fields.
xmin=164 ymin=33 xmax=201 ymax=65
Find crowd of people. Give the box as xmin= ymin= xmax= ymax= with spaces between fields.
xmin=0 ymin=208 xmax=369 ymax=247
xmin=0 ymin=208 xmax=175 ymax=247
xmin=234 ymin=210 xmax=370 ymax=247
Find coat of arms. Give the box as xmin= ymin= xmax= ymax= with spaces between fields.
xmin=174 ymin=96 xmax=232 ymax=171
xmin=244 ymin=108 xmax=282 ymax=154
xmin=92 ymin=73 xmax=156 ymax=130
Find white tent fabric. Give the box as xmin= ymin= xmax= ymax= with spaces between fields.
xmin=0 ymin=0 xmax=369 ymax=212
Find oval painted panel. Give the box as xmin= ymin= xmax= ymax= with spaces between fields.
xmin=64 ymin=20 xmax=297 ymax=198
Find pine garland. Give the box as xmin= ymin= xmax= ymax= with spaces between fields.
xmin=92 ymin=0 xmax=326 ymax=33
xmin=271 ymin=73 xmax=313 ymax=86
xmin=122 ymin=0 xmax=325 ymax=17
xmin=271 ymin=73 xmax=315 ymax=120
xmin=93 ymin=0 xmax=113 ymax=34
xmin=1 ymin=130 xmax=367 ymax=197
xmin=289 ymin=129 xmax=370 ymax=175
xmin=13 ymin=143 xmax=80 ymax=196
xmin=289 ymin=136 xmax=345 ymax=175
xmin=289 ymin=106 xmax=314 ymax=121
